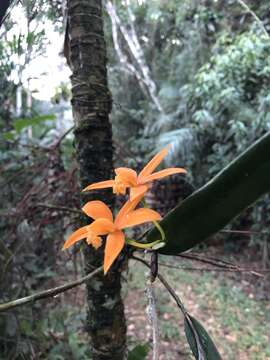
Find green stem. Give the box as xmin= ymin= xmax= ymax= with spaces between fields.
xmin=153 ymin=220 xmax=165 ymax=241
xmin=142 ymin=198 xmax=166 ymax=241
xmin=126 ymin=239 xmax=164 ymax=249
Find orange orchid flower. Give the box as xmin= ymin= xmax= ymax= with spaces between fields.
xmin=83 ymin=146 xmax=187 ymax=201
xmin=62 ymin=196 xmax=161 ymax=274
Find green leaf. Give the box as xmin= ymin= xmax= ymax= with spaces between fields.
xmin=184 ymin=315 xmax=222 ymax=360
xmin=147 ymin=132 xmax=270 ymax=254
xmin=3 ymin=131 xmax=16 ymax=141
xmin=14 ymin=114 xmax=56 ymax=133
xmin=127 ymin=344 xmax=149 ymax=360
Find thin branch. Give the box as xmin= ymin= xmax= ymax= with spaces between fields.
xmin=0 ymin=266 xmax=103 ymax=312
xmin=15 ymin=159 xmax=52 ymax=211
xmin=0 ymin=203 xmax=82 ymax=217
xmin=176 ymin=253 xmax=240 ymax=269
xmin=106 ymin=1 xmax=163 ymax=113
xmin=156 ymin=270 xmax=206 ymax=358
xmin=236 ymin=0 xmax=269 ymax=37
xmin=221 ymin=229 xmax=270 ymax=236
xmin=107 ymin=4 xmax=149 ymax=97
xmin=124 ymin=0 xmax=163 ymax=112
xmin=50 ymin=126 xmax=74 ymax=149
xmin=0 ymin=0 xmax=16 ymax=28
xmin=0 ymin=167 xmax=27 ymax=188
xmin=35 ymin=203 xmax=82 ymax=215
xmin=177 ymin=253 xmax=263 ymax=277
xmin=158 ymin=262 xmax=265 ymax=277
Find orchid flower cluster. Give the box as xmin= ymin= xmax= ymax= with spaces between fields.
xmin=63 ymin=146 xmax=186 ymax=274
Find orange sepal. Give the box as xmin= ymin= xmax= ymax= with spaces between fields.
xmin=82 ymin=200 xmax=113 ymax=221
xmin=104 ymin=230 xmax=125 ymax=274
xmin=82 ymin=180 xmax=115 ymax=192
xmin=87 ymin=218 xmax=115 ymax=235
xmin=62 ymin=225 xmax=89 ymax=249
xmin=130 ymin=185 xmax=148 ymax=202
xmin=119 ymin=208 xmax=161 ymax=229
xmin=115 ymin=195 xmax=144 ymax=227
xmin=143 ymin=168 xmax=187 ymax=182
xmin=138 ymin=146 xmax=170 ymax=180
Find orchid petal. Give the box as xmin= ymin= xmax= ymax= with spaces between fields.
xmin=104 ymin=230 xmax=125 ymax=274
xmin=115 ymin=195 xmax=144 ymax=227
xmin=82 ymin=200 xmax=113 ymax=221
xmin=115 ymin=167 xmax=138 ymax=186
xmin=119 ymin=208 xmax=161 ymax=229
xmin=88 ymin=218 xmax=115 ymax=235
xmin=138 ymin=146 xmax=170 ymax=181
xmin=62 ymin=225 xmax=89 ymax=249
xmin=82 ymin=180 xmax=115 ymax=192
xmin=130 ymin=185 xmax=148 ymax=201
xmin=143 ymin=168 xmax=187 ymax=182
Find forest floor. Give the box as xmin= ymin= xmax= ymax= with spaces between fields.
xmin=43 ymin=241 xmax=270 ymax=359
xmin=124 ymin=242 xmax=270 ymax=360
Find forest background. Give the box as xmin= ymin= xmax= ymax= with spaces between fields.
xmin=0 ymin=0 xmax=270 ymax=359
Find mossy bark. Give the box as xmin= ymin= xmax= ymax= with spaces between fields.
xmin=67 ymin=0 xmax=126 ymax=358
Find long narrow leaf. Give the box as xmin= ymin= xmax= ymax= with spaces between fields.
xmin=184 ymin=314 xmax=222 ymax=360
xmin=146 ymin=132 xmax=270 ymax=254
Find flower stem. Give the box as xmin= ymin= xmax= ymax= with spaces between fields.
xmin=142 ymin=198 xmax=166 ymax=241
xmin=126 ymin=239 xmax=163 ymax=249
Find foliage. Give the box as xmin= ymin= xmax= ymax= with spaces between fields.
xmin=108 ymin=0 xmax=213 ymax=166
xmin=3 ymin=113 xmax=56 ymax=140
xmin=183 ymin=29 xmax=270 ymax=177
xmin=179 ymin=29 xmax=270 ymax=246
xmin=127 ymin=343 xmax=149 ymax=360
xmin=0 ymin=2 xmax=76 ymax=358
xmin=107 ymin=0 xmax=270 ymax=255
xmin=184 ymin=315 xmax=222 ymax=360
xmin=0 ymin=133 xmax=78 ymax=359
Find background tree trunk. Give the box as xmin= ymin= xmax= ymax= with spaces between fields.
xmin=0 ymin=0 xmax=11 ymax=27
xmin=67 ymin=0 xmax=126 ymax=358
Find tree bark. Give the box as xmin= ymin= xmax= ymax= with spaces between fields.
xmin=67 ymin=0 xmax=126 ymax=359
xmin=0 ymin=0 xmax=11 ymax=27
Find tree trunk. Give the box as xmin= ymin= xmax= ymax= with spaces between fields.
xmin=67 ymin=0 xmax=126 ymax=359
xmin=0 ymin=0 xmax=11 ymax=27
